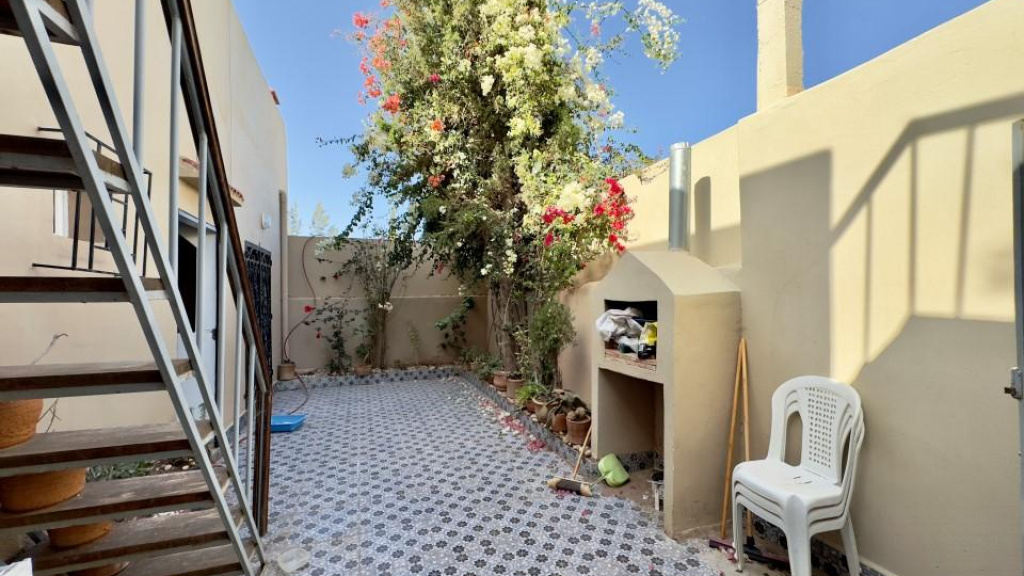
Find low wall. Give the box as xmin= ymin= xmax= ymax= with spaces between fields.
xmin=285 ymin=236 xmax=489 ymax=370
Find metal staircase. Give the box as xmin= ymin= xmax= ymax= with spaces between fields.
xmin=0 ymin=0 xmax=272 ymax=574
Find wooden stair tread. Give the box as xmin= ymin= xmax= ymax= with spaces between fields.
xmin=0 ymin=276 xmax=165 ymax=303
xmin=29 ymin=509 xmax=231 ymax=575
xmin=0 ymin=0 xmax=78 ymax=46
xmin=0 ymin=422 xmax=211 ymax=476
xmin=0 ymin=133 xmax=128 ymax=191
xmin=0 ymin=359 xmax=190 ymax=400
xmin=0 ymin=469 xmax=226 ymax=533
xmin=0 ymin=276 xmax=163 ymax=293
xmin=118 ymin=542 xmax=244 ymax=576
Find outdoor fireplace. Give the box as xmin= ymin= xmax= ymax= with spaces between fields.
xmin=592 ymin=250 xmax=741 ymax=536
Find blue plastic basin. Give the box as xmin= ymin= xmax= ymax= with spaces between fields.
xmin=271 ymin=414 xmax=307 ymax=433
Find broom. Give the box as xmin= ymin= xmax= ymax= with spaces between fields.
xmin=546 ymin=423 xmax=595 ymax=496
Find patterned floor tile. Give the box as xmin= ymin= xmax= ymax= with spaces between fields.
xmin=261 ymin=376 xmax=719 ymax=576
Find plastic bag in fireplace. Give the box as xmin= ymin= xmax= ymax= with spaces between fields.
xmin=595 ymin=308 xmax=644 ymax=343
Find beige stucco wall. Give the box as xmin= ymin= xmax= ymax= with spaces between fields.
xmin=562 ymin=1 xmax=1024 ymax=574
xmin=285 ymin=236 xmax=489 ymax=370
xmin=0 ymin=0 xmax=286 ymax=431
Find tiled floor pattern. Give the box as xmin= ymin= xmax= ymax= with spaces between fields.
xmin=261 ymin=376 xmax=723 ymax=576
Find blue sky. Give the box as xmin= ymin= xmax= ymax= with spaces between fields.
xmin=234 ymin=0 xmax=989 ymax=232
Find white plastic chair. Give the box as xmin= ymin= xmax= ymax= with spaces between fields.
xmin=732 ymin=376 xmax=865 ymax=576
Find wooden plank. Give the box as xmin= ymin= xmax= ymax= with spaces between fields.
xmin=117 ymin=543 xmax=243 ymax=576
xmin=29 ymin=509 xmax=230 ymax=575
xmin=0 ymin=359 xmax=191 ymax=400
xmin=0 ymin=276 xmax=163 ymax=294
xmin=0 ymin=422 xmax=211 ymax=476
xmin=0 ymin=469 xmax=225 ymax=533
xmin=0 ymin=134 xmax=127 ymax=191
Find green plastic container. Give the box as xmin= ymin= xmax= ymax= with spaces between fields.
xmin=597 ymin=453 xmax=630 ymax=487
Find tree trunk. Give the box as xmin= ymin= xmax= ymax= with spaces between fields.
xmin=490 ymin=278 xmax=527 ymax=371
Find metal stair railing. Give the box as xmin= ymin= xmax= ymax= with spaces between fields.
xmin=8 ymin=0 xmax=271 ymax=573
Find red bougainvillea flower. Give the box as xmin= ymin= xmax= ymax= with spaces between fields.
xmin=616 ymin=242 xmax=626 ymax=253
xmin=608 ymin=233 xmax=619 ymax=244
xmin=430 ymin=119 xmax=445 ymax=132
xmin=590 ymin=21 xmax=601 ymax=37
xmin=612 ymin=220 xmax=624 ymax=231
xmin=606 ymin=177 xmax=624 ymax=195
xmin=428 ymin=174 xmax=446 ymax=189
xmin=304 ymin=305 xmax=314 ymax=314
xmin=593 ymin=203 xmax=606 ymax=216
xmin=367 ymin=86 xmax=382 ymax=99
xmin=352 ymin=12 xmax=370 ymax=29
xmin=428 ymin=73 xmax=442 ymax=84
xmin=544 ymin=232 xmax=555 ymax=247
xmin=382 ymin=93 xmax=401 ymax=113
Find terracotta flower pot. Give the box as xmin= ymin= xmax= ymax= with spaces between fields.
xmin=566 ymin=416 xmax=592 ymax=446
xmin=551 ymin=413 xmax=567 ymax=434
xmin=71 ymin=562 xmax=129 ymax=576
xmin=0 ymin=468 xmax=87 ymax=512
xmin=354 ymin=364 xmax=372 ymax=376
xmin=532 ymin=398 xmax=553 ymax=420
xmin=0 ymin=399 xmax=44 ymax=449
xmin=277 ymin=362 xmax=297 ymax=381
xmin=492 ymin=371 xmax=508 ymax=389
xmin=506 ymin=378 xmax=523 ymax=402
xmin=49 ymin=521 xmax=114 ymax=548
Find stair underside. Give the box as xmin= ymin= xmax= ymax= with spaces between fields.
xmin=0 ymin=358 xmax=191 ymax=400
xmin=0 ymin=133 xmax=129 ymax=193
xmin=0 ymin=276 xmax=166 ymax=303
xmin=0 ymin=468 xmax=227 ymax=534
xmin=27 ymin=508 xmax=232 ymax=576
xmin=0 ymin=422 xmax=212 ymax=477
xmin=0 ymin=0 xmax=78 ymax=46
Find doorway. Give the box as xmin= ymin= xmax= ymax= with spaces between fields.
xmin=177 ymin=212 xmax=218 ymax=416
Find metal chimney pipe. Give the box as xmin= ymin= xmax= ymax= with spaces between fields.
xmin=669 ymin=142 xmax=691 ymax=251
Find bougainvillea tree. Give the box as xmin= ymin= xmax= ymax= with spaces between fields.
xmin=343 ymin=0 xmax=681 ymax=372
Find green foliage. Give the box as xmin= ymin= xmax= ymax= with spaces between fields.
xmin=309 ymin=201 xmax=339 ymax=237
xmin=320 ymin=217 xmax=420 ymax=368
xmin=311 ymin=300 xmax=357 ymax=373
xmin=436 ymin=296 xmax=475 ymax=356
xmin=515 ymin=380 xmax=549 ymax=408
xmin=341 ymin=0 xmax=682 ymax=368
xmin=88 ymin=461 xmax=153 ymax=482
xmin=512 ymin=299 xmax=575 ymax=387
xmin=463 ymin=348 xmax=502 ymax=381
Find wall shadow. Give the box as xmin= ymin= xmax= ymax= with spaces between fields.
xmin=738 ymin=151 xmax=833 ymax=447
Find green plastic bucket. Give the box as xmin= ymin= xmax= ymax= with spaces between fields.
xmin=597 ymin=453 xmax=630 ymax=487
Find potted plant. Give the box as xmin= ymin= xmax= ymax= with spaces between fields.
xmin=545 ymin=390 xmax=585 ymax=434
xmin=566 ymin=406 xmax=591 ymax=446
xmin=515 ymin=381 xmax=547 ymax=414
xmin=354 ymin=342 xmax=373 ymax=376
xmin=492 ymin=369 xmax=509 ymax=390
xmin=506 ymin=371 xmax=524 ymax=402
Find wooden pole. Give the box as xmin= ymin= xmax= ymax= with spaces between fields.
xmin=719 ymin=337 xmax=745 ymax=539
xmin=740 ymin=339 xmax=753 ymax=537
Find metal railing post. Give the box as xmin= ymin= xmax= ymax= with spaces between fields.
xmin=132 ymin=0 xmax=145 ymax=162
xmin=195 ymin=133 xmax=208 ymax=348
xmin=215 ymin=216 xmax=228 ymax=410
xmin=246 ymin=340 xmax=256 ymax=498
xmin=233 ymin=305 xmax=245 ymax=479
xmin=168 ymin=14 xmax=181 ymax=272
